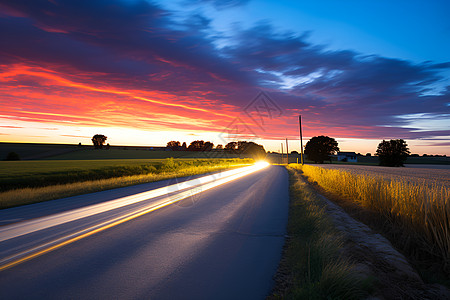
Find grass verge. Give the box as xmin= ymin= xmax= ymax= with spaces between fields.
xmin=0 ymin=158 xmax=251 ymax=192
xmin=0 ymin=158 xmax=252 ymax=209
xmin=298 ymin=164 xmax=450 ymax=285
xmin=270 ymin=166 xmax=373 ymax=299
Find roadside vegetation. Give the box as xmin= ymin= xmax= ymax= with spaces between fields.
xmin=0 ymin=158 xmax=253 ymax=209
xmin=298 ymin=164 xmax=450 ymax=285
xmin=270 ymin=166 xmax=373 ymax=299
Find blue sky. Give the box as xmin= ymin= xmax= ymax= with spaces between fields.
xmin=0 ymin=0 xmax=449 ymax=154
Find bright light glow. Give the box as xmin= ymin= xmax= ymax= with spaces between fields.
xmin=255 ymin=161 xmax=270 ymax=168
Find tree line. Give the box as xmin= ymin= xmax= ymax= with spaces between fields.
xmin=167 ymin=140 xmax=266 ymax=158
xmin=304 ymin=135 xmax=411 ymax=167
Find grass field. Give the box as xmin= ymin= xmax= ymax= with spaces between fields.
xmin=311 ymin=164 xmax=450 ymax=186
xmin=294 ymin=164 xmax=450 ymax=283
xmin=270 ymin=167 xmax=373 ymax=299
xmin=0 ymin=158 xmax=253 ymax=209
xmin=0 ymin=142 xmax=241 ymax=160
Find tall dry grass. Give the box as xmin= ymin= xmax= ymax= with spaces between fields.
xmin=292 ymin=164 xmax=450 ymax=271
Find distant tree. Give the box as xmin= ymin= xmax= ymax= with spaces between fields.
xmin=237 ymin=141 xmax=266 ymax=159
xmin=78 ymin=142 xmax=82 ymax=147
xmin=167 ymin=141 xmax=181 ymax=150
xmin=366 ymin=153 xmax=371 ymax=156
xmin=5 ymin=152 xmax=20 ymax=161
xmin=181 ymin=142 xmax=187 ymax=151
xmin=92 ymin=134 xmax=107 ymax=149
xmin=223 ymin=141 xmax=266 ymax=158
xmin=224 ymin=142 xmax=238 ymax=152
xmin=376 ymin=139 xmax=410 ymax=167
xmin=216 ymin=144 xmax=223 ymax=150
xmin=203 ymin=141 xmax=214 ymax=151
xmin=304 ymin=136 xmax=339 ymax=163
xmin=106 ymin=143 xmax=110 ymax=150
xmin=188 ymin=140 xmax=205 ymax=151
xmin=291 ymin=150 xmax=299 ymax=155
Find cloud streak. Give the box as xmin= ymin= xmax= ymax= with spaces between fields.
xmin=0 ymin=0 xmax=448 ymax=149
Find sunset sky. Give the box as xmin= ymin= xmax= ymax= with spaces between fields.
xmin=0 ymin=0 xmax=449 ymax=155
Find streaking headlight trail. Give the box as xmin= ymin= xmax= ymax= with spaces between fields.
xmin=0 ymin=162 xmax=269 ymax=270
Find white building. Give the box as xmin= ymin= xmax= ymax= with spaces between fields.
xmin=337 ymin=152 xmax=358 ymax=162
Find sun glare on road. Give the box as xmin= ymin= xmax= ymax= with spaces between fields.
xmin=255 ymin=161 xmax=270 ymax=168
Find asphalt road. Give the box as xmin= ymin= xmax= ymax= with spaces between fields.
xmin=0 ymin=165 xmax=289 ymax=300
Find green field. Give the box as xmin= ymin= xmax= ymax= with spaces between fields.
xmin=46 ymin=149 xmax=239 ymax=160
xmin=0 ymin=142 xmax=241 ymax=160
xmin=0 ymin=157 xmax=253 ymax=208
xmin=0 ymin=158 xmax=249 ymax=192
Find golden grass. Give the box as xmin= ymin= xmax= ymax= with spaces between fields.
xmin=269 ymin=167 xmax=372 ymax=299
xmin=292 ymin=164 xmax=450 ymax=270
xmin=0 ymin=163 xmax=249 ymax=209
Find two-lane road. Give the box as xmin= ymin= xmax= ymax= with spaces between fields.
xmin=0 ymin=165 xmax=288 ymax=299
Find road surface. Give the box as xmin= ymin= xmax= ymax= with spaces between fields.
xmin=0 ymin=165 xmax=289 ymax=299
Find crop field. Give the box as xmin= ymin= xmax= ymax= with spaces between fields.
xmin=0 ymin=142 xmax=241 ymax=160
xmin=311 ymin=163 xmax=450 ymax=187
xmin=0 ymin=158 xmax=253 ymax=208
xmin=294 ymin=163 xmax=450 ymax=281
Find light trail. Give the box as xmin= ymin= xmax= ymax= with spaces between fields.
xmin=0 ymin=162 xmax=269 ymax=271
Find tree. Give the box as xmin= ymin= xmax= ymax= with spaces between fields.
xmin=203 ymin=141 xmax=214 ymax=151
xmin=216 ymin=144 xmax=223 ymax=150
xmin=224 ymin=142 xmax=238 ymax=152
xmin=188 ymin=140 xmax=205 ymax=151
xmin=238 ymin=141 xmax=266 ymax=159
xmin=5 ymin=152 xmax=20 ymax=161
xmin=304 ymin=136 xmax=339 ymax=163
xmin=225 ymin=141 xmax=266 ymax=159
xmin=167 ymin=141 xmax=181 ymax=150
xmin=92 ymin=134 xmax=107 ymax=149
xmin=181 ymin=142 xmax=187 ymax=151
xmin=376 ymin=139 xmax=410 ymax=167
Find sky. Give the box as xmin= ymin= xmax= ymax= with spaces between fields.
xmin=0 ymin=0 xmax=449 ymax=155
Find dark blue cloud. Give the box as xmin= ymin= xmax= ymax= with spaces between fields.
xmin=187 ymin=0 xmax=250 ymax=9
xmin=0 ymin=0 xmax=449 ymax=140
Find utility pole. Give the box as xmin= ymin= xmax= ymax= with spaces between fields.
xmin=299 ymin=115 xmax=304 ymax=165
xmin=281 ymin=143 xmax=283 ymax=164
xmin=286 ymin=138 xmax=289 ymax=164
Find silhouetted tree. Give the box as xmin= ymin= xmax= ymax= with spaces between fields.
xmin=224 ymin=142 xmax=238 ymax=152
xmin=376 ymin=139 xmax=410 ymax=167
xmin=225 ymin=141 xmax=266 ymax=159
xmin=216 ymin=144 xmax=223 ymax=150
xmin=366 ymin=153 xmax=371 ymax=156
xmin=188 ymin=140 xmax=205 ymax=151
xmin=181 ymin=142 xmax=187 ymax=151
xmin=167 ymin=141 xmax=181 ymax=150
xmin=238 ymin=141 xmax=266 ymax=159
xmin=203 ymin=141 xmax=214 ymax=151
xmin=5 ymin=152 xmax=20 ymax=161
xmin=92 ymin=134 xmax=107 ymax=149
xmin=304 ymin=136 xmax=339 ymax=163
